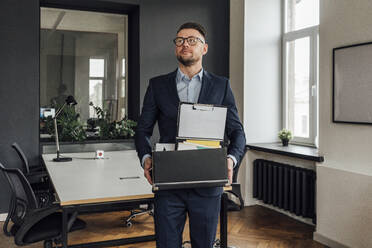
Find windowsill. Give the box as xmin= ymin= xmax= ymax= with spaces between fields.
xmin=40 ymin=138 xmax=134 ymax=145
xmin=246 ymin=142 xmax=324 ymax=162
xmin=40 ymin=139 xmax=135 ymax=154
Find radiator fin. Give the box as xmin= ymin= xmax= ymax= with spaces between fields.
xmin=253 ymin=159 xmax=316 ymax=222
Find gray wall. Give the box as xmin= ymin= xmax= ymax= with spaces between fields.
xmin=139 ymin=0 xmax=229 ymax=105
xmin=0 ymin=0 xmax=40 ymax=212
xmin=0 ymin=0 xmax=229 ymax=213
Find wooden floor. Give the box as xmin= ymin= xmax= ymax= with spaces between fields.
xmin=0 ymin=205 xmax=327 ymax=248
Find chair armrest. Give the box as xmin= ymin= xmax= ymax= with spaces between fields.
xmin=226 ymin=183 xmax=244 ymax=210
xmin=29 ymin=164 xmax=45 ymax=172
xmin=26 ymin=171 xmax=49 ymax=185
xmin=3 ymin=197 xmax=16 ymax=237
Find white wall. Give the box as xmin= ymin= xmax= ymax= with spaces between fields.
xmin=230 ymin=0 xmax=282 ymax=205
xmin=241 ymin=0 xmax=282 ymax=205
xmin=244 ymin=0 xmax=282 ymax=144
xmin=315 ymin=1 xmax=372 ymax=247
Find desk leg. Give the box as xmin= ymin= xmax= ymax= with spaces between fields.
xmin=220 ymin=192 xmax=228 ymax=248
xmin=62 ymin=208 xmax=68 ymax=248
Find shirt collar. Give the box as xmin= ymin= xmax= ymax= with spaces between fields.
xmin=176 ymin=68 xmax=203 ymax=83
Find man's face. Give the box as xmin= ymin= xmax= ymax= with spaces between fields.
xmin=175 ymin=28 xmax=208 ymax=67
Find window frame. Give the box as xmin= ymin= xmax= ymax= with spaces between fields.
xmin=282 ymin=25 xmax=319 ymax=146
xmin=89 ymin=57 xmax=106 ymax=118
xmin=40 ymin=1 xmax=140 ymax=122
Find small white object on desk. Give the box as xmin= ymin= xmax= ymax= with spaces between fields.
xmin=95 ymin=150 xmax=104 ymax=159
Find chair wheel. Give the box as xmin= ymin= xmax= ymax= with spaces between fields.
xmin=126 ymin=221 xmax=132 ymax=227
xmin=44 ymin=240 xmax=53 ymax=248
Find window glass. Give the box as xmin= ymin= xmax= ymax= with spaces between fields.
xmin=286 ymin=37 xmax=310 ymax=138
xmin=89 ymin=79 xmax=103 ymax=118
xmin=89 ymin=59 xmax=105 ymax=77
xmin=286 ymin=0 xmax=319 ymax=32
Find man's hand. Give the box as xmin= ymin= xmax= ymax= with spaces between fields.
xmin=144 ymin=157 xmax=153 ymax=185
xmin=227 ymin=158 xmax=234 ymax=185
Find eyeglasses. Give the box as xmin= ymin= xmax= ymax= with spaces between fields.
xmin=173 ymin=36 xmax=205 ymax=47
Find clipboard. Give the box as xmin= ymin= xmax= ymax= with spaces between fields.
xmin=177 ymin=102 xmax=227 ymax=141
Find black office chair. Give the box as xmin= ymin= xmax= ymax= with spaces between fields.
xmin=11 ymin=142 xmax=48 ymax=182
xmin=124 ymin=204 xmax=154 ymax=227
xmin=226 ymin=148 xmax=247 ymax=211
xmin=12 ymin=142 xmax=53 ymax=207
xmin=0 ymin=162 xmax=86 ymax=248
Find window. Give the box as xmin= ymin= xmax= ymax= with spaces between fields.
xmin=89 ymin=58 xmax=105 ymax=118
xmin=118 ymin=58 xmax=126 ymax=119
xmin=283 ymin=0 xmax=319 ymax=145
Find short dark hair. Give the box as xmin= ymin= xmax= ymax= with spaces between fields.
xmin=177 ymin=22 xmax=206 ymax=40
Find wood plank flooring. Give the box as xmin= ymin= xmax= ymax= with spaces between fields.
xmin=0 ymin=205 xmax=327 ymax=248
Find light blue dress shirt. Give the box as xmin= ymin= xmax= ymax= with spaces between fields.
xmin=141 ymin=68 xmax=237 ymax=167
xmin=176 ymin=68 xmax=203 ymax=103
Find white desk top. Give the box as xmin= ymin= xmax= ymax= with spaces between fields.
xmin=42 ymin=150 xmax=153 ymax=206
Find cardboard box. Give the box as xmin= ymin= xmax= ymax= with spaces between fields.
xmin=152 ymin=103 xmax=229 ymax=191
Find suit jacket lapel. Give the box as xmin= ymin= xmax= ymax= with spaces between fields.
xmin=197 ymin=70 xmax=212 ymax=104
xmin=167 ymin=70 xmax=180 ymax=106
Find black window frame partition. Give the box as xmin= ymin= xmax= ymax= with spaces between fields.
xmin=39 ymin=0 xmax=140 ymax=121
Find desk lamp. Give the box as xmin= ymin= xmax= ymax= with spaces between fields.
xmin=53 ymin=95 xmax=77 ymax=162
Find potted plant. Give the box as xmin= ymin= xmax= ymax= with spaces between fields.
xmin=89 ymin=102 xmax=137 ymax=140
xmin=45 ymin=103 xmax=87 ymax=142
xmin=278 ymin=129 xmax=292 ymax=146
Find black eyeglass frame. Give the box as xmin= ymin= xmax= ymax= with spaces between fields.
xmin=173 ymin=36 xmax=205 ymax=47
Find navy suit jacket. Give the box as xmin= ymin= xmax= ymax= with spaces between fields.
xmin=135 ymin=70 xmax=246 ymax=196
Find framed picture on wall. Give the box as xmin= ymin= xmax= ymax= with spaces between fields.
xmin=333 ymin=41 xmax=372 ymax=124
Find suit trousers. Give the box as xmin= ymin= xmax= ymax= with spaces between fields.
xmin=154 ymin=189 xmax=221 ymax=248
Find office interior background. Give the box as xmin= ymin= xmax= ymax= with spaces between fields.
xmin=0 ymin=0 xmax=371 ymax=247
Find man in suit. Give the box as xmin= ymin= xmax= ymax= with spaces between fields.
xmin=135 ymin=22 xmax=246 ymax=248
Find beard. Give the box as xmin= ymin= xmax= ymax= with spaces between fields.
xmin=177 ymin=55 xmax=197 ymax=67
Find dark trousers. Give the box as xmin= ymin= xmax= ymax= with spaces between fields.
xmin=154 ymin=189 xmax=221 ymax=248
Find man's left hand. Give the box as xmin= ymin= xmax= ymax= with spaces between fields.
xmin=227 ymin=158 xmax=234 ymax=184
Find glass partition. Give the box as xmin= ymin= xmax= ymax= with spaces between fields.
xmin=40 ymin=7 xmax=132 ymax=142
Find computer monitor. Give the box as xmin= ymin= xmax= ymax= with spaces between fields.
xmin=40 ymin=108 xmax=55 ymax=118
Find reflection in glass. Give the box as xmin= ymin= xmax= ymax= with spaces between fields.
xmin=89 ymin=59 xmax=105 ymax=77
xmin=89 ymin=80 xmax=103 ymax=118
xmin=40 ymin=7 xmax=128 ymax=129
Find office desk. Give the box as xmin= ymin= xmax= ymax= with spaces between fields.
xmin=42 ymin=150 xmax=230 ymax=248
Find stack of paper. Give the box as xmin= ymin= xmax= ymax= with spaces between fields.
xmin=155 ymin=143 xmax=176 ymax=152
xmin=177 ymin=139 xmax=221 ymax=151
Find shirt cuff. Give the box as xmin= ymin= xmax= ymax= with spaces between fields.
xmin=141 ymin=154 xmax=152 ymax=168
xmin=227 ymin=154 xmax=237 ymax=168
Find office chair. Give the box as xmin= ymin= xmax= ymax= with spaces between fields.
xmin=226 ymin=147 xmax=247 ymax=211
xmin=124 ymin=204 xmax=154 ymax=227
xmin=0 ymin=163 xmax=86 ymax=248
xmin=11 ymin=142 xmax=48 ymax=182
xmin=12 ymin=142 xmax=53 ymax=207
